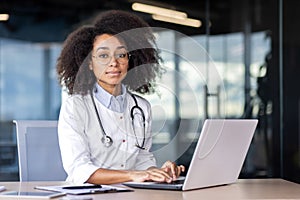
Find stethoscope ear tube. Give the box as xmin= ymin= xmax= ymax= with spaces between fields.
xmin=130 ymin=94 xmax=146 ymax=149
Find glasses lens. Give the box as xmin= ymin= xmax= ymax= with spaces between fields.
xmin=94 ymin=50 xmax=129 ymax=64
xmin=115 ymin=50 xmax=129 ymax=64
xmin=94 ymin=50 xmax=110 ymax=64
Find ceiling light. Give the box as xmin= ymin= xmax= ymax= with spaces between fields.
xmin=132 ymin=2 xmax=187 ymax=19
xmin=152 ymin=14 xmax=202 ymax=28
xmin=0 ymin=14 xmax=9 ymax=21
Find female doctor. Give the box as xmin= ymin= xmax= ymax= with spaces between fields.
xmin=56 ymin=10 xmax=185 ymax=185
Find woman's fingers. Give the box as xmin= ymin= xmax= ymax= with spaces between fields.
xmin=176 ymin=165 xmax=185 ymax=177
xmin=135 ymin=162 xmax=186 ymax=183
xmin=146 ymin=168 xmax=172 ymax=182
xmin=161 ymin=161 xmax=185 ymax=179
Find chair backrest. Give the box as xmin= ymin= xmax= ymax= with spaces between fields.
xmin=13 ymin=120 xmax=67 ymax=181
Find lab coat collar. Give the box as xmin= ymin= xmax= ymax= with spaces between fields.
xmin=93 ymin=83 xmax=127 ymax=109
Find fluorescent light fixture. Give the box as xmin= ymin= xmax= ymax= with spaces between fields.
xmin=132 ymin=2 xmax=187 ymax=19
xmin=0 ymin=14 xmax=9 ymax=21
xmin=152 ymin=14 xmax=202 ymax=28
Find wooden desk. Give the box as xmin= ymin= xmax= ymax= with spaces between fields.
xmin=0 ymin=179 xmax=300 ymax=199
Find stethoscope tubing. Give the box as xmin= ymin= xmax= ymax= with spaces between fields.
xmin=90 ymin=91 xmax=146 ymax=149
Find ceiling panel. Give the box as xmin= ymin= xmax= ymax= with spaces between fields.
xmin=0 ymin=0 xmax=273 ymax=42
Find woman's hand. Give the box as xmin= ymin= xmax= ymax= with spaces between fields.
xmin=128 ymin=161 xmax=185 ymax=183
xmin=161 ymin=160 xmax=185 ymax=180
xmin=129 ymin=167 xmax=175 ymax=183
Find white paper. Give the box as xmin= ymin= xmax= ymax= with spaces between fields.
xmin=35 ymin=184 xmax=131 ymax=195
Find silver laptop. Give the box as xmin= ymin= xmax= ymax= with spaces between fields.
xmin=123 ymin=119 xmax=258 ymax=191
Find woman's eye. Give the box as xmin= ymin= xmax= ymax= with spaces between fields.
xmin=98 ymin=54 xmax=109 ymax=58
xmin=117 ymin=53 xmax=127 ymax=58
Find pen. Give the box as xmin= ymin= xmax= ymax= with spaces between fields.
xmin=62 ymin=185 xmax=102 ymax=189
xmin=89 ymin=188 xmax=117 ymax=193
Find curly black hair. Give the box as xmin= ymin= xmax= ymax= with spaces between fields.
xmin=57 ymin=10 xmax=163 ymax=95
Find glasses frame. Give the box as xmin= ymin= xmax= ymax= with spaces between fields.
xmin=92 ymin=51 xmax=131 ymax=65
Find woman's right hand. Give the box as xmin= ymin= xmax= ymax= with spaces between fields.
xmin=129 ymin=167 xmax=173 ymax=183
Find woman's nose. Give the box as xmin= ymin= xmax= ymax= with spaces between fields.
xmin=108 ymin=55 xmax=117 ymax=67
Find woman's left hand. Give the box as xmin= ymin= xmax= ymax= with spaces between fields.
xmin=161 ymin=160 xmax=185 ymax=180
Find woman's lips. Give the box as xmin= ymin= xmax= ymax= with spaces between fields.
xmin=105 ymin=71 xmax=121 ymax=76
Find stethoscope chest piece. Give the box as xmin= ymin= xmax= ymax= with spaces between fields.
xmin=101 ymin=135 xmax=113 ymax=147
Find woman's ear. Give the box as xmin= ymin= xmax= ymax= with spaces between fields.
xmin=89 ymin=62 xmax=93 ymax=70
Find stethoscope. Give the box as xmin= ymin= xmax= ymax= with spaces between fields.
xmin=90 ymin=91 xmax=146 ymax=150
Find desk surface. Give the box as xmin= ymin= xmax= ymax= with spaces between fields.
xmin=0 ymin=179 xmax=300 ymax=200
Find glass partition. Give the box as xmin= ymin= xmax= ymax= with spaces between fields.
xmin=2 ymin=0 xmax=299 ymax=183
xmin=0 ymin=38 xmax=61 ymax=180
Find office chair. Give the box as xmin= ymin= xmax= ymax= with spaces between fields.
xmin=13 ymin=120 xmax=67 ymax=181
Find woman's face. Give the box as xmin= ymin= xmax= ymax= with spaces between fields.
xmin=90 ymin=34 xmax=129 ymax=92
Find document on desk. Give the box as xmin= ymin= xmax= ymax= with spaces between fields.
xmin=35 ymin=184 xmax=132 ymax=195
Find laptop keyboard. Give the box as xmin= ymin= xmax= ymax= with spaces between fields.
xmin=157 ymin=179 xmax=185 ymax=185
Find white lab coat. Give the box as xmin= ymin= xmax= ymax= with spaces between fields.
xmin=58 ymin=91 xmax=157 ymax=184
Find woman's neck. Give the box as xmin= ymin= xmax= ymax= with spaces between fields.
xmin=98 ymin=81 xmax=122 ymax=96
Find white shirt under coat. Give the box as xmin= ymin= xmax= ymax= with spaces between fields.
xmin=58 ymin=85 xmax=157 ymax=184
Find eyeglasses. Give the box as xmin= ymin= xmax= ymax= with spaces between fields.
xmin=92 ymin=50 xmax=130 ymax=65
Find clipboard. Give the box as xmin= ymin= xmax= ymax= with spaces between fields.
xmin=35 ymin=184 xmax=132 ymax=195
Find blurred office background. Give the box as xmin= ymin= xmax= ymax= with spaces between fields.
xmin=0 ymin=0 xmax=299 ymax=183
